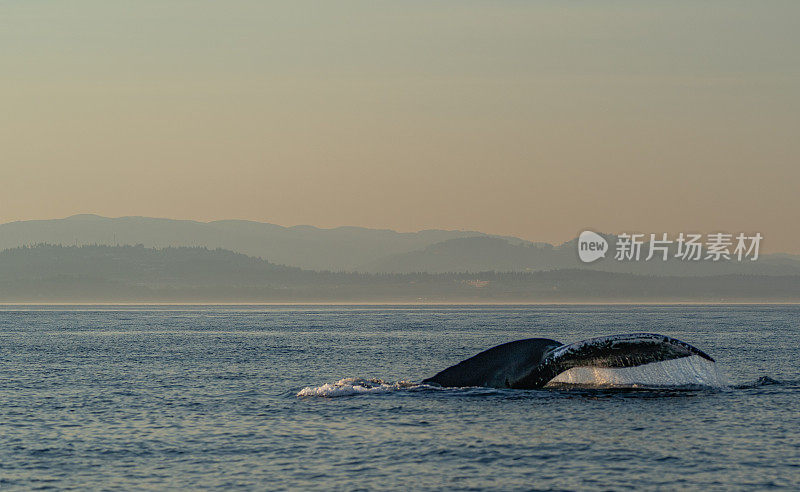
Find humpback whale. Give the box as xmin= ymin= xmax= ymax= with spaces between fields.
xmin=422 ymin=333 xmax=715 ymax=389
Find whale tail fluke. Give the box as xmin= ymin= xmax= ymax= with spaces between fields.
xmin=512 ymin=333 xmax=715 ymax=389
xmin=422 ymin=338 xmax=562 ymax=389
xmin=424 ymin=333 xmax=716 ymax=390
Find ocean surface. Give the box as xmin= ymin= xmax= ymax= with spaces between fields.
xmin=1 ymin=305 xmax=799 ymax=490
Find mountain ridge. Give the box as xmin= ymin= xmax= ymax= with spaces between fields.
xmin=359 ymin=235 xmax=800 ymax=276
xmin=1 ymin=215 xmax=796 ymax=276
xmin=0 ymin=244 xmax=798 ymax=303
xmin=0 ymin=215 xmax=497 ymax=271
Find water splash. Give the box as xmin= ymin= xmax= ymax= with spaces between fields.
xmin=299 ymin=357 xmax=730 ymax=397
xmin=297 ymin=378 xmax=422 ymax=397
xmin=546 ymin=355 xmax=728 ymax=388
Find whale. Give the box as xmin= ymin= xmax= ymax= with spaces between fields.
xmin=422 ymin=333 xmax=715 ymax=389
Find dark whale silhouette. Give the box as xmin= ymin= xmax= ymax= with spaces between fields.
xmin=422 ymin=333 xmax=714 ymax=389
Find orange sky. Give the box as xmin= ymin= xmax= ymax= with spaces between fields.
xmin=2 ymin=1 xmax=799 ymax=252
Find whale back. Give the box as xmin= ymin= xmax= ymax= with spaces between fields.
xmin=511 ymin=333 xmax=715 ymax=389
xmin=422 ymin=338 xmax=563 ymax=388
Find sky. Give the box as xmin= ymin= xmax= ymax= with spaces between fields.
xmin=2 ymin=1 xmax=799 ymax=252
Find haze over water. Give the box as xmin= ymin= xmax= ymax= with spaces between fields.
xmin=1 ymin=305 xmax=798 ymax=489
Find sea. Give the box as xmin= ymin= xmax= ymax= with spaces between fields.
xmin=1 ymin=304 xmax=798 ymax=490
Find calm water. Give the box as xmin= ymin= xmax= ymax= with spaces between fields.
xmin=1 ymin=305 xmax=799 ymax=490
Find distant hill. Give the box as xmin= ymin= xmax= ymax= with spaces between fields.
xmin=2 ymin=216 xmax=798 ymax=276
xmin=0 ymin=215 xmax=489 ymax=271
xmin=0 ymin=244 xmax=798 ymax=302
xmin=358 ymin=236 xmax=563 ymax=273
xmin=359 ymin=235 xmax=800 ymax=276
xmin=0 ymin=243 xmax=299 ymax=284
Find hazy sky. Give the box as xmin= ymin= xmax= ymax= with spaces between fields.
xmin=2 ymin=1 xmax=799 ymax=251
